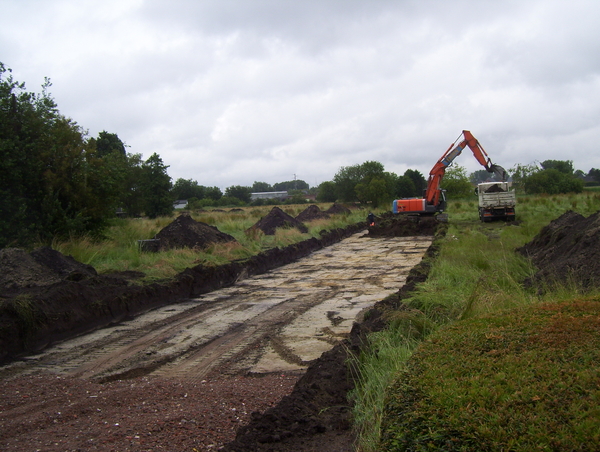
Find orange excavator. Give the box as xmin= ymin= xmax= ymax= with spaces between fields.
xmin=393 ymin=130 xmax=507 ymax=215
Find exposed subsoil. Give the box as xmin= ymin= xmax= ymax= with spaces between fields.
xmin=0 ymin=215 xmax=445 ymax=452
xmin=518 ymin=209 xmax=600 ymax=289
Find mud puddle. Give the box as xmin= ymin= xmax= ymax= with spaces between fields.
xmin=1 ymin=232 xmax=431 ymax=382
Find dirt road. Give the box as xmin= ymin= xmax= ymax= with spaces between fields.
xmin=0 ymin=232 xmax=431 ymax=383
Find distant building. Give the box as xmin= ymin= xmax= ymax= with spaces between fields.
xmin=250 ymin=191 xmax=288 ymax=201
xmin=173 ymin=200 xmax=188 ymax=209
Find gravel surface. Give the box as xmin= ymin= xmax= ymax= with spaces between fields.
xmin=0 ymin=372 xmax=300 ymax=451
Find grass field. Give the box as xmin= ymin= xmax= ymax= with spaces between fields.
xmin=351 ymin=190 xmax=600 ymax=451
xmin=51 ymin=204 xmax=368 ymax=281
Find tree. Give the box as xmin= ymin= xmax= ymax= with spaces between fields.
xmin=0 ymin=63 xmax=128 ymax=245
xmin=395 ymin=175 xmax=417 ymax=198
xmin=588 ymin=168 xmax=600 ymax=184
xmin=316 ymin=181 xmax=337 ymax=202
xmin=355 ymin=176 xmax=392 ymax=207
xmin=141 ymin=153 xmax=173 ymax=218
xmin=540 ymin=159 xmax=574 ymax=175
xmin=440 ymin=165 xmax=473 ymax=198
xmin=509 ymin=163 xmax=540 ymax=192
xmin=333 ymin=161 xmax=388 ymax=202
xmin=273 ymin=180 xmax=309 ymax=191
xmin=524 ymin=168 xmax=584 ymax=194
xmin=205 ymin=186 xmax=223 ymax=201
xmin=404 ymin=169 xmax=427 ymax=195
xmin=172 ymin=178 xmax=206 ymax=200
xmin=225 ymin=185 xmax=251 ymax=203
xmin=119 ymin=153 xmax=144 ymax=217
xmin=252 ymin=181 xmax=273 ymax=192
xmin=93 ymin=130 xmax=126 ymax=157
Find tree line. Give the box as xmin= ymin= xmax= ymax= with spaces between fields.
xmin=0 ymin=63 xmax=174 ymax=248
xmin=1 ymin=62 xmax=595 ymax=248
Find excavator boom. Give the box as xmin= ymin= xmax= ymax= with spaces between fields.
xmin=394 ymin=130 xmax=507 ymax=215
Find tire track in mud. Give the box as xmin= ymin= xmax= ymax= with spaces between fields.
xmin=0 ymin=233 xmax=432 ymax=382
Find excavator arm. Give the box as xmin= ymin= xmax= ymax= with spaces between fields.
xmin=424 ymin=130 xmax=506 ymax=207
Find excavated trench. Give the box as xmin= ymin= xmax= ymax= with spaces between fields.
xmin=0 ymin=232 xmax=431 ymax=383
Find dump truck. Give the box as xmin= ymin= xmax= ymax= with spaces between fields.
xmin=476 ymin=181 xmax=516 ymax=222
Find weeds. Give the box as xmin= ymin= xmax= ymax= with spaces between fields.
xmin=50 ymin=204 xmax=367 ymax=281
xmin=352 ymin=191 xmax=600 ymax=451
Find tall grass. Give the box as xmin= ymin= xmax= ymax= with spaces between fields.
xmin=51 ymin=204 xmax=368 ymax=280
xmin=351 ymin=191 xmax=600 ymax=451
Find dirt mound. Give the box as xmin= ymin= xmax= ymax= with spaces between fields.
xmin=482 ymin=183 xmax=506 ymax=193
xmin=247 ymin=207 xmax=309 ymax=235
xmin=223 ymin=344 xmax=354 ymax=452
xmin=367 ymin=214 xmax=440 ymax=237
xmin=518 ymin=210 xmax=600 ymax=288
xmin=295 ymin=205 xmax=330 ymax=222
xmin=154 ymin=213 xmax=237 ymax=251
xmin=0 ymin=247 xmax=97 ymax=293
xmin=324 ymin=203 xmax=351 ymax=215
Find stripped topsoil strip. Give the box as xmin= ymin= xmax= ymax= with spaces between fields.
xmin=222 ymin=216 xmax=449 ymax=452
xmin=0 ymin=222 xmax=366 ymax=362
xmin=224 ymin=209 xmax=600 ymax=451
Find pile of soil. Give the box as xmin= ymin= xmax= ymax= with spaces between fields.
xmin=324 ymin=203 xmax=352 ymax=215
xmin=518 ymin=210 xmax=600 ymax=289
xmin=367 ymin=214 xmax=440 ymax=237
xmin=0 ymin=247 xmax=97 ymax=294
xmin=224 ymin=344 xmax=354 ymax=452
xmin=295 ymin=205 xmax=330 ymax=222
xmin=154 ymin=213 xmax=237 ymax=251
xmin=247 ymin=206 xmax=309 ymax=235
xmin=482 ymin=183 xmax=506 ymax=193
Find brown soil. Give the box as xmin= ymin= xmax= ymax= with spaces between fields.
xmin=366 ymin=213 xmax=440 ymax=237
xmin=246 ymin=206 xmax=309 ymax=235
xmin=0 ymin=217 xmax=445 ymax=452
xmin=154 ymin=213 xmax=237 ymax=251
xmin=295 ymin=204 xmax=330 ymax=222
xmin=0 ymin=247 xmax=97 ymax=294
xmin=324 ymin=203 xmax=352 ymax=215
xmin=518 ymin=209 xmax=600 ymax=289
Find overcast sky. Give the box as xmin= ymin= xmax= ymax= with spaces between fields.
xmin=2 ymin=0 xmax=600 ymax=190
